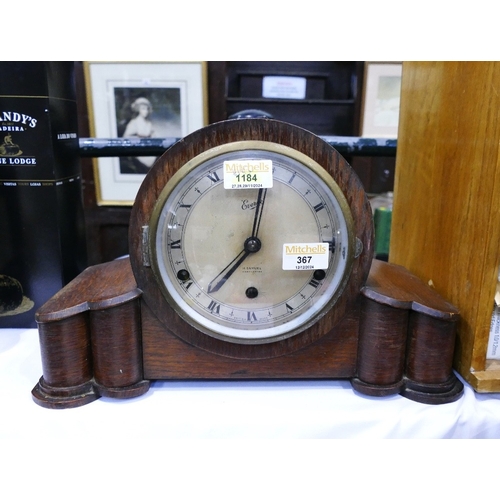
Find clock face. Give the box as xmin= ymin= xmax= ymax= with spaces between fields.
xmin=148 ymin=140 xmax=357 ymax=344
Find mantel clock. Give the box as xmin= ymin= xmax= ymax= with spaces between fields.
xmin=31 ymin=118 xmax=464 ymax=408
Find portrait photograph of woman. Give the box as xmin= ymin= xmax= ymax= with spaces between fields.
xmin=85 ymin=61 xmax=206 ymax=204
xmin=114 ymin=87 xmax=182 ymax=173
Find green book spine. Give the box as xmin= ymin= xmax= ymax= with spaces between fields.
xmin=374 ymin=207 xmax=392 ymax=259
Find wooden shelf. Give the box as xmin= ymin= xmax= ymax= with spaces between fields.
xmin=215 ymin=61 xmax=363 ymax=137
xmin=226 ymin=97 xmax=356 ymax=105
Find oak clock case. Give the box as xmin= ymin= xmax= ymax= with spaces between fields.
xmin=32 ymin=118 xmax=464 ymax=409
xmin=147 ymin=142 xmax=358 ymax=349
xmin=131 ymin=119 xmax=372 ymax=361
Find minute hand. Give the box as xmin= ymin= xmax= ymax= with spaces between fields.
xmin=251 ymin=188 xmax=267 ymax=238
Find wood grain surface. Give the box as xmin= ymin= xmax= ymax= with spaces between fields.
xmin=390 ymin=62 xmax=500 ymax=390
xmin=129 ymin=118 xmax=374 ymax=359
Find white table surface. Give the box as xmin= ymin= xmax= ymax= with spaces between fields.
xmin=1 ymin=326 xmax=499 ymax=498
xmin=2 ymin=327 xmax=500 ymax=440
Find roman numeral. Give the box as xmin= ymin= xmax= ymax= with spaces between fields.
xmin=309 ymin=279 xmax=321 ymax=288
xmin=314 ymin=202 xmax=325 ymax=212
xmin=323 ymin=238 xmax=336 ymax=253
xmin=208 ymin=300 xmax=221 ymax=315
xmin=207 ymin=171 xmax=221 ymax=183
xmin=247 ymin=311 xmax=257 ymax=321
xmin=285 ymin=303 xmax=294 ymax=313
xmin=169 ymin=239 xmax=181 ymax=249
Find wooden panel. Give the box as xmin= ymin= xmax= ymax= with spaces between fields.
xmin=84 ymin=207 xmax=131 ymax=264
xmin=141 ymin=300 xmax=360 ymax=380
xmin=389 ymin=62 xmax=500 ymax=391
xmin=350 ymin=156 xmax=395 ymax=194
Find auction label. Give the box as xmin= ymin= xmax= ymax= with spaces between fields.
xmin=262 ymin=76 xmax=307 ymax=100
xmin=282 ymin=243 xmax=329 ymax=270
xmin=487 ymin=305 xmax=500 ymax=359
xmin=487 ymin=281 xmax=500 ymax=359
xmin=223 ymin=159 xmax=273 ymax=189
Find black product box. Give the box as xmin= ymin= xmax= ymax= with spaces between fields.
xmin=0 ymin=62 xmax=87 ymax=328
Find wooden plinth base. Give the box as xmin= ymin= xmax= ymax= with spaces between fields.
xmin=32 ymin=258 xmax=463 ymax=408
xmin=352 ymin=374 xmax=464 ymax=405
xmin=32 ymin=377 xmax=150 ymax=410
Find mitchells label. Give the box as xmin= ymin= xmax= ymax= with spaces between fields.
xmin=282 ymin=242 xmax=329 ymax=270
xmin=223 ymin=159 xmax=273 ymax=189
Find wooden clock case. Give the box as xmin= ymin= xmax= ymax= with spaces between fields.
xmin=31 ymin=118 xmax=464 ymax=408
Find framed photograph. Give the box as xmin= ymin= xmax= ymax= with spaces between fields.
xmin=84 ymin=61 xmax=208 ymax=205
xmin=360 ymin=62 xmax=402 ymax=138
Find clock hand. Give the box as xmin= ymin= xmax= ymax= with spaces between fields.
xmin=207 ymin=236 xmax=262 ymax=293
xmin=207 ymin=248 xmax=249 ymax=293
xmin=251 ymin=188 xmax=267 ymax=238
xmin=208 ymin=189 xmax=267 ymax=294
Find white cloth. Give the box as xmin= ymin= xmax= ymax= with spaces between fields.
xmin=2 ymin=328 xmax=500 ymax=439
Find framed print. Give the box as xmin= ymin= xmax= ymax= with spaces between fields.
xmin=84 ymin=62 xmax=208 ymax=205
xmin=360 ymin=62 xmax=402 ymax=138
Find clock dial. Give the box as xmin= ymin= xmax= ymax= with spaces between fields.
xmin=149 ymin=141 xmax=356 ymax=344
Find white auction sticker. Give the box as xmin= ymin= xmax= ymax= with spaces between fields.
xmin=262 ymin=76 xmax=307 ymax=100
xmin=282 ymin=243 xmax=329 ymax=270
xmin=223 ymin=160 xmax=273 ymax=190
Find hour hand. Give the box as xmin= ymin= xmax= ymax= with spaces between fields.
xmin=207 ymin=249 xmax=249 ymax=293
xmin=207 ymin=236 xmax=262 ymax=293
